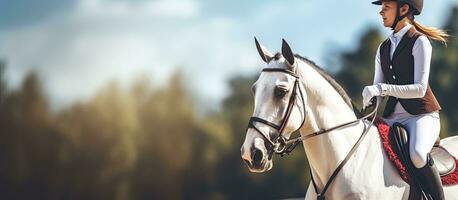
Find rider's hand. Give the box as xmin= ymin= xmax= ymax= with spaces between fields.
xmin=362 ymin=84 xmax=381 ymax=110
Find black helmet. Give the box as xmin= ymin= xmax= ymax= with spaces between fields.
xmin=372 ymin=0 xmax=423 ymax=15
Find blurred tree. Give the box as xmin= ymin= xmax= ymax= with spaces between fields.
xmin=429 ymin=6 xmax=458 ymax=136
xmin=56 ymin=80 xmax=139 ymax=200
xmin=130 ymin=72 xmax=200 ymax=200
xmin=335 ymin=27 xmax=384 ymax=102
xmin=0 ymin=71 xmax=66 ymax=200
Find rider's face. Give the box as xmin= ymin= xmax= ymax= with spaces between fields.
xmin=379 ymin=2 xmax=397 ymax=27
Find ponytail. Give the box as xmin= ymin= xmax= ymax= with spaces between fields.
xmin=412 ymin=20 xmax=449 ymax=46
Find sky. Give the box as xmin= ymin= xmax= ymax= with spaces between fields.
xmin=0 ymin=0 xmax=456 ymax=111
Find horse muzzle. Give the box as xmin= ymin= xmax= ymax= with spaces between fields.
xmin=241 ymin=137 xmax=273 ymax=173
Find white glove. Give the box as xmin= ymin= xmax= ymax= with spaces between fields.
xmin=362 ymin=84 xmax=382 ymax=110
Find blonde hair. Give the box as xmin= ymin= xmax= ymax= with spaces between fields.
xmin=411 ymin=19 xmax=449 ymax=46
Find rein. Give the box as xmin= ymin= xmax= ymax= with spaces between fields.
xmin=246 ymin=67 xmax=379 ymax=200
xmin=310 ymin=101 xmax=378 ymax=200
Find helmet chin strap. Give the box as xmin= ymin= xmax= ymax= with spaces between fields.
xmin=391 ymin=1 xmax=411 ymax=30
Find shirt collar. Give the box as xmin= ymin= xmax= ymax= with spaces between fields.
xmin=389 ymin=24 xmax=413 ymax=43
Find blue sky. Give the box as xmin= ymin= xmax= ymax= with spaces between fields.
xmin=0 ymin=0 xmax=456 ymax=110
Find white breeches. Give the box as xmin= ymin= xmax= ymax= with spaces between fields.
xmin=382 ymin=111 xmax=441 ymax=168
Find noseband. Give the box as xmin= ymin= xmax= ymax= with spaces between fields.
xmin=246 ymin=67 xmax=379 ymax=200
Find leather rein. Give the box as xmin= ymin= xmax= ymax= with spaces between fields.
xmin=246 ymin=68 xmax=379 ymax=200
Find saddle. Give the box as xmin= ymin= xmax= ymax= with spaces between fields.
xmin=390 ymin=122 xmax=456 ymax=199
xmin=390 ymin=122 xmax=456 ymax=176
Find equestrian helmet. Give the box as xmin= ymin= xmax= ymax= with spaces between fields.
xmin=372 ymin=0 xmax=423 ymax=15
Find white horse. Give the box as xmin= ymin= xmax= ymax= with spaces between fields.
xmin=240 ymin=38 xmax=458 ymax=199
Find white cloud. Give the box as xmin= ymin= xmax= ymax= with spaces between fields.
xmin=0 ymin=0 xmax=256 ymax=110
xmin=76 ymin=0 xmax=200 ymax=18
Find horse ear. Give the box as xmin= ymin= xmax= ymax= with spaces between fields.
xmin=281 ymin=38 xmax=295 ymax=67
xmin=254 ymin=37 xmax=273 ymax=63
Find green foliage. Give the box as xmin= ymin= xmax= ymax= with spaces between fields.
xmin=0 ymin=72 xmax=64 ymax=199
xmin=0 ymin=69 xmax=308 ymax=199
xmin=429 ymin=6 xmax=458 ymax=135
xmin=336 ymin=27 xmax=384 ymax=100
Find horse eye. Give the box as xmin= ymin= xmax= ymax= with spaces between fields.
xmin=274 ymin=87 xmax=288 ymax=97
xmin=251 ymin=85 xmax=256 ymax=94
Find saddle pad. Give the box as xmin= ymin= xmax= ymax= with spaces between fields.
xmin=374 ymin=117 xmax=458 ymax=186
xmin=431 ymin=146 xmax=456 ymax=176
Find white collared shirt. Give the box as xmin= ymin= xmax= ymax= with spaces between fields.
xmin=389 ymin=24 xmax=413 ymax=59
xmin=373 ymin=24 xmax=432 ymax=114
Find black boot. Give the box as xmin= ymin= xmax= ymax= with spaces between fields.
xmin=417 ymin=153 xmax=445 ymax=200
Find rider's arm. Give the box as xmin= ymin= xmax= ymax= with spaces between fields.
xmin=373 ymin=44 xmax=385 ymax=104
xmin=378 ymin=36 xmax=432 ymax=99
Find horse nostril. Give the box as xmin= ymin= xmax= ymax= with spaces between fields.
xmin=242 ymin=158 xmax=251 ymax=167
xmin=252 ymin=148 xmax=264 ymax=167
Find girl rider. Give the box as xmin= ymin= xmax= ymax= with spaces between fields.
xmin=362 ymin=0 xmax=449 ymax=199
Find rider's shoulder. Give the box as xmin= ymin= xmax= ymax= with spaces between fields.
xmin=377 ymin=39 xmax=390 ymax=54
xmin=413 ymin=35 xmax=432 ymax=51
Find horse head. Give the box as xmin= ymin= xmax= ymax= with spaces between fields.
xmin=241 ymin=38 xmax=307 ymax=172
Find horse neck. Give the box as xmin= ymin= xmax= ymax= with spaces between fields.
xmin=296 ymin=61 xmax=367 ymax=189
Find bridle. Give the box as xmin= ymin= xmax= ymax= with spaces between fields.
xmin=246 ymin=67 xmax=379 ymax=200
xmin=247 ymin=68 xmax=306 ymax=157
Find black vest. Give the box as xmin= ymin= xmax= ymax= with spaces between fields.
xmin=379 ymin=26 xmax=441 ymax=118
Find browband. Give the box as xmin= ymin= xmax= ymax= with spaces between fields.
xmin=262 ymin=68 xmax=298 ymax=78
